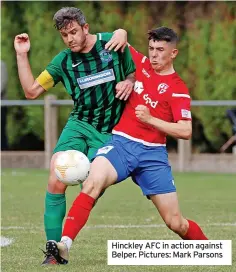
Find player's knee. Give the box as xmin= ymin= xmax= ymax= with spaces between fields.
xmin=47 ymin=152 xmax=67 ymax=193
xmin=165 ymin=214 xmax=187 ymax=234
xmin=82 ymin=176 xmax=105 ymax=199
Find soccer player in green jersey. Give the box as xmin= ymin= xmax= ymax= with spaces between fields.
xmin=14 ymin=7 xmax=135 ymax=265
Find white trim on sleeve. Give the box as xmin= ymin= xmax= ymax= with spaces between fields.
xmin=141 ymin=56 xmax=147 ymax=63
xmin=172 ymin=93 xmax=190 ymax=98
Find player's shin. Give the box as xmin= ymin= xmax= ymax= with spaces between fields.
xmin=181 ymin=219 xmax=208 ymax=240
xmin=44 ymin=191 xmax=66 ymax=242
xmin=61 ymin=192 xmax=95 ymax=248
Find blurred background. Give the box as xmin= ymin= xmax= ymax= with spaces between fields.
xmin=1 ymin=3 xmax=236 ymax=270
xmin=1 ymin=1 xmax=236 ymax=171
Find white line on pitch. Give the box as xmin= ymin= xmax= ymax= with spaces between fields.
xmin=1 ymin=222 xmax=236 ymax=230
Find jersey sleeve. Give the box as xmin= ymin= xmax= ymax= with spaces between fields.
xmin=120 ymin=45 xmax=136 ymax=77
xmin=38 ymin=53 xmax=63 ymax=89
xmin=128 ymin=45 xmax=146 ymax=67
xmin=170 ymin=84 xmax=192 ymax=122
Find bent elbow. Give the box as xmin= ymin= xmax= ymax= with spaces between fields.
xmin=24 ymin=88 xmax=40 ymax=100
xmin=25 ymin=92 xmax=37 ymax=100
xmin=183 ymin=129 xmax=192 ymax=140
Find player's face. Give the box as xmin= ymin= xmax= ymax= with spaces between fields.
xmin=148 ymin=39 xmax=178 ymax=73
xmin=60 ymin=21 xmax=89 ymax=52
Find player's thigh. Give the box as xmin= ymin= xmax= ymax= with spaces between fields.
xmin=94 ymin=137 xmax=138 ymax=182
xmin=53 ymin=121 xmax=88 ymax=154
xmin=150 ymin=192 xmax=182 ymax=223
xmin=82 ymin=156 xmax=118 ymax=198
xmin=87 ymin=147 xmax=100 ymax=161
xmin=87 ymin=131 xmax=112 ymax=160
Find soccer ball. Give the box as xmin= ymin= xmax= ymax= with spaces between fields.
xmin=54 ymin=150 xmax=90 ymax=186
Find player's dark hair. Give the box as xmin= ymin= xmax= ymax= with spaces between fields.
xmin=148 ymin=27 xmax=179 ymax=44
xmin=53 ymin=7 xmax=86 ymax=30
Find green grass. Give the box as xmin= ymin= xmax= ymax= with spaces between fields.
xmin=1 ymin=169 xmax=236 ymax=272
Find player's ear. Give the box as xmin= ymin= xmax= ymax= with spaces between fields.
xmin=82 ymin=23 xmax=89 ymax=35
xmin=171 ymin=48 xmax=178 ymax=59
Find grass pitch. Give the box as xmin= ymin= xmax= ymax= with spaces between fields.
xmin=1 ymin=169 xmax=236 ymax=271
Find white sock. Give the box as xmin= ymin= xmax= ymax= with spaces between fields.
xmin=61 ymin=236 xmax=73 ymax=251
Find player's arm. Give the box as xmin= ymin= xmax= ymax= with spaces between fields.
xmin=136 ymin=86 xmax=192 ymax=140
xmin=14 ymin=33 xmax=61 ymax=100
xmin=102 ymin=31 xmax=136 ymax=100
xmin=105 ymin=29 xmax=128 ymax=52
xmin=106 ymin=30 xmax=136 ymax=100
xmin=105 ymin=29 xmax=145 ymax=65
xmin=14 ymin=33 xmax=46 ymax=99
xmin=16 ymin=52 xmax=45 ymax=99
xmin=115 ymin=72 xmax=135 ymax=101
xmin=135 ymin=105 xmax=192 ymax=140
xmin=115 ymin=44 xmax=136 ymax=100
xmin=152 ymin=119 xmax=192 ymax=140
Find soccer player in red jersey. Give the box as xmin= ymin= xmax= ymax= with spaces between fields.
xmin=45 ymin=27 xmax=208 ymax=264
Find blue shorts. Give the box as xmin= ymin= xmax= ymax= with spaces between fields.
xmin=94 ymin=135 xmax=176 ymax=196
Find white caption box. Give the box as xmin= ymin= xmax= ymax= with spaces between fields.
xmin=107 ymin=240 xmax=232 ymax=265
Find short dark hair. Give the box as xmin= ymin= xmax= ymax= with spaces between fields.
xmin=53 ymin=7 xmax=86 ymax=30
xmin=148 ymin=27 xmax=179 ymax=44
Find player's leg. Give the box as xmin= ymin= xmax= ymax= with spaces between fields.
xmin=42 ymin=120 xmax=87 ymax=265
xmin=46 ymin=156 xmax=118 ymax=265
xmin=134 ymin=146 xmax=208 ymax=240
xmin=44 ymin=137 xmax=87 ymax=241
xmin=48 ymin=135 xmax=136 ymax=264
xmin=79 ymin=120 xmax=112 ymax=199
xmin=44 ymin=152 xmax=68 ymax=242
xmin=150 ymin=193 xmax=208 ymax=240
xmin=61 ymin=140 xmax=129 ymax=242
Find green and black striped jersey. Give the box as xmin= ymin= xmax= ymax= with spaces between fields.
xmin=45 ymin=32 xmax=136 ymax=133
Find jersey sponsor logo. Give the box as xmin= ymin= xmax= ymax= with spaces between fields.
xmin=157 ymin=83 xmax=169 ymax=94
xmin=143 ymin=94 xmax=158 ymax=108
xmin=99 ymin=49 xmax=113 ymax=62
xmin=134 ymin=81 xmax=144 ymax=94
xmin=142 ymin=68 xmax=150 ymax=78
xmin=72 ymin=61 xmax=82 ymax=68
xmin=181 ymin=109 xmax=191 ymax=118
xmin=77 ymin=69 xmax=115 ymax=89
xmin=96 ymin=145 xmax=114 ymax=155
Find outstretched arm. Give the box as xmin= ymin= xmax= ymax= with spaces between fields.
xmin=105 ymin=29 xmax=136 ymax=100
xmin=14 ymin=33 xmax=45 ymax=99
xmin=105 ymin=29 xmax=128 ymax=52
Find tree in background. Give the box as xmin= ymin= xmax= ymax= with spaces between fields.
xmin=183 ymin=2 xmax=236 ymax=150
xmin=1 ymin=1 xmax=236 ymax=152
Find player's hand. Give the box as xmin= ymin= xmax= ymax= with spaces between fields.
xmin=14 ymin=33 xmax=31 ymax=54
xmin=135 ymin=105 xmax=152 ymax=123
xmin=105 ymin=29 xmax=127 ymax=52
xmin=115 ymin=79 xmax=134 ymax=101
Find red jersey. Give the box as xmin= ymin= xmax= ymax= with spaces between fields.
xmin=113 ymin=46 xmax=192 ymax=146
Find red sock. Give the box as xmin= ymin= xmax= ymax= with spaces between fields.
xmin=182 ymin=219 xmax=208 ymax=240
xmin=62 ymin=192 xmax=95 ymax=240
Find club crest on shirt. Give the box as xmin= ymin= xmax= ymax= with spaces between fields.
xmin=100 ymin=49 xmax=113 ymax=62
xmin=157 ymin=83 xmax=169 ymax=94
